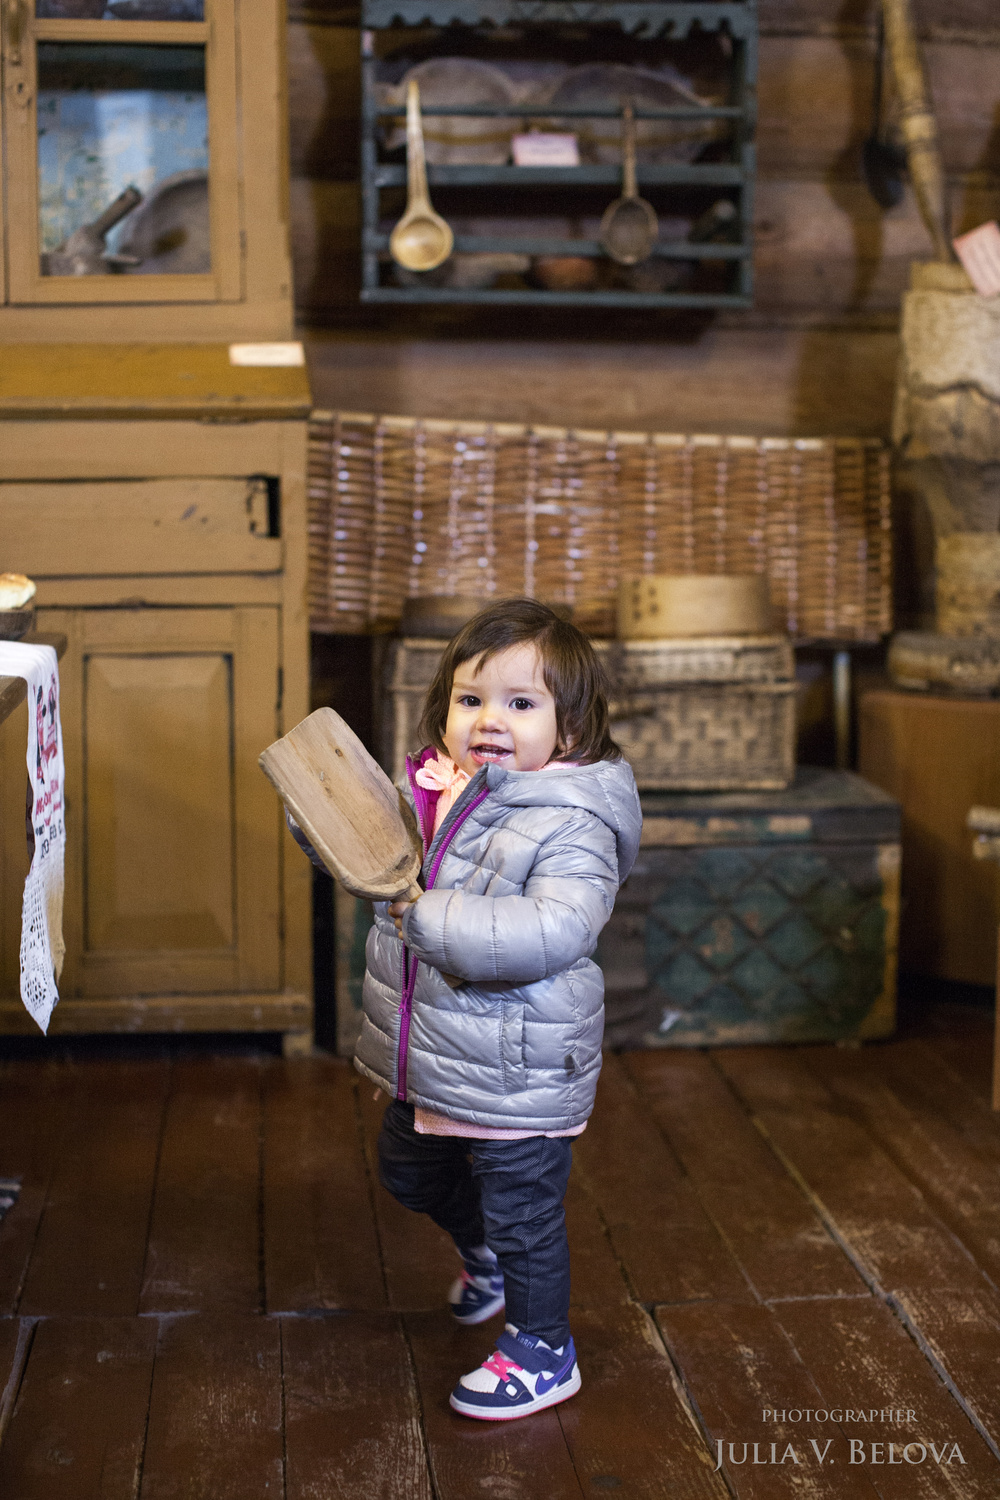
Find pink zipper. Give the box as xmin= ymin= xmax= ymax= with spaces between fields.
xmin=394 ymin=781 xmax=490 ymax=1101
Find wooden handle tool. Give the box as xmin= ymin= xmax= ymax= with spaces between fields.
xmin=260 ymin=707 xmax=423 ymax=903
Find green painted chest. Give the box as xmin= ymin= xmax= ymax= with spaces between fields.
xmin=599 ymin=768 xmax=901 ymax=1048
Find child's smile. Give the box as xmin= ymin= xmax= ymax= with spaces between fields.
xmin=443 ymin=643 xmax=560 ymax=777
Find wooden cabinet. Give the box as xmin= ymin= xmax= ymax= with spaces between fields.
xmin=0 ymin=0 xmax=292 ymax=342
xmin=0 ymin=349 xmax=312 ymax=1042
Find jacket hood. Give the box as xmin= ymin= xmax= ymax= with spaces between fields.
xmin=482 ymin=756 xmax=642 ymax=883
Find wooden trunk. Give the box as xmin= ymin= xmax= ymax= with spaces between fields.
xmin=597 ymin=768 xmax=900 ymax=1048
xmin=0 ymin=348 xmax=313 ymax=1044
xmin=859 ymin=688 xmax=1000 ymax=986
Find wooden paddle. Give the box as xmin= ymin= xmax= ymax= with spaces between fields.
xmin=259 ymin=707 xmax=423 ymax=903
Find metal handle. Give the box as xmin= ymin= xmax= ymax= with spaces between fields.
xmin=5 ymin=0 xmax=27 ymax=66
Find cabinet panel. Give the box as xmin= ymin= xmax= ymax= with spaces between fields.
xmin=8 ymin=605 xmax=284 ymax=1004
xmin=85 ymin=652 xmax=235 ymax=954
xmin=1 ymin=479 xmax=281 ymax=576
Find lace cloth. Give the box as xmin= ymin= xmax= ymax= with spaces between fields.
xmin=0 ymin=643 xmax=65 ymax=1033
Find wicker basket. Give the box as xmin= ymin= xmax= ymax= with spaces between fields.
xmin=380 ymin=635 xmax=796 ymax=791
xmin=309 ymin=414 xmax=892 ymax=642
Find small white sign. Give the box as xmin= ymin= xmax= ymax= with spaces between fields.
xmin=512 ymin=133 xmax=580 ymax=168
xmin=229 ymin=342 xmax=306 ymax=367
xmin=952 ymin=222 xmax=1000 ymax=298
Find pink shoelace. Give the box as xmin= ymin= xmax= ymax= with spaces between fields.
xmin=483 ymin=1349 xmax=523 ymax=1380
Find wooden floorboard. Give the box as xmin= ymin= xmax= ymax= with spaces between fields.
xmin=624 ymin=1049 xmax=866 ymax=1302
xmin=0 ymin=1061 xmax=77 ymax=1314
xmin=139 ymin=1058 xmax=262 ymax=1315
xmin=263 ymin=1058 xmax=386 ymax=1313
xmin=802 ymin=1043 xmax=1000 ymax=1289
xmin=0 ymin=1316 xmax=157 ymax=1500
xmin=713 ymin=1047 xmax=994 ymax=1299
xmin=774 ymin=1294 xmax=1000 ymax=1495
xmin=557 ymin=1303 xmax=728 ymax=1500
xmin=283 ymin=1312 xmax=432 ymax=1499
xmin=1 ymin=1011 xmax=999 ymax=1493
xmin=655 ymin=1300 xmax=883 ymax=1498
xmin=139 ymin=1314 xmax=283 ymax=1500
xmin=403 ymin=1309 xmax=586 ymax=1499
xmin=575 ymin=1055 xmax=753 ymax=1306
xmin=19 ymin=1059 xmax=169 ymax=1317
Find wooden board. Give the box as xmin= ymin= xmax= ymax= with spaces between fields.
xmin=802 ymin=1043 xmax=1000 ymax=1289
xmin=774 ymin=1295 xmax=1000 ymax=1494
xmin=139 ymin=1059 xmax=262 ymax=1315
xmin=573 ymin=1055 xmax=753 ymax=1305
xmin=624 ymin=1050 xmax=866 ymax=1300
xmin=0 ymin=1317 xmax=157 ymax=1500
xmin=0 ymin=345 xmax=310 ymax=420
xmin=402 ymin=1309 xmax=585 ymax=1499
xmin=557 ymin=1304 xmax=728 ymax=1499
xmin=714 ymin=1047 xmax=994 ymax=1298
xmin=859 ymin=691 xmax=1000 ymax=984
xmin=263 ymin=1057 xmax=387 ymax=1312
xmin=655 ymin=1300 xmax=884 ymax=1498
xmin=0 ymin=1318 xmax=32 ymax=1450
xmin=139 ymin=1315 xmax=283 ymax=1500
xmin=0 ymin=480 xmax=281 ymax=578
xmin=282 ymin=1312 xmax=432 ymax=1499
xmin=302 ymin=326 xmax=902 ymax=441
xmin=18 ymin=1059 xmax=169 ymax=1318
xmin=0 ymin=1061 xmax=77 ymax=1314
xmin=889 ymin=1286 xmax=1000 ymax=1457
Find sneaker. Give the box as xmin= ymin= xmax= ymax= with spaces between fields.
xmin=449 ymin=1262 xmax=506 ymax=1326
xmin=449 ymin=1325 xmax=581 ymax=1421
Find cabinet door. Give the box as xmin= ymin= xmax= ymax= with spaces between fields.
xmin=1 ymin=0 xmax=240 ymax=305
xmin=0 ymin=607 xmax=282 ymax=1002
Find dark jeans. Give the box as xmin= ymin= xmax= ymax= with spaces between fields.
xmin=377 ymin=1100 xmax=573 ymax=1348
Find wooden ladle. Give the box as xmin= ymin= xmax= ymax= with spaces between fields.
xmin=599 ymin=102 xmax=658 ymax=267
xmin=389 ymin=80 xmax=454 ymax=273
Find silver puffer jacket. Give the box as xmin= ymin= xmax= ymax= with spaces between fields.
xmin=353 ymin=754 xmax=642 ymax=1132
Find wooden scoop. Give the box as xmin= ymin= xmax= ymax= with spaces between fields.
xmin=260 ymin=707 xmax=422 ymax=903
xmin=389 ymin=80 xmax=454 ymax=273
xmin=599 ymin=102 xmax=658 ymax=266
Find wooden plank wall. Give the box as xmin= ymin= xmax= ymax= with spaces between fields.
xmin=288 ymin=0 xmax=1000 ymax=433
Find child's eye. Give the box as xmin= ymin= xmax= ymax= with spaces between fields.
xmin=457 ymin=695 xmax=481 ymax=708
xmin=511 ymin=698 xmax=534 ymax=711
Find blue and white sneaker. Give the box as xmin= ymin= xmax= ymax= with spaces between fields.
xmin=448 ymin=1257 xmax=506 ymax=1326
xmin=449 ymin=1325 xmax=581 ymax=1421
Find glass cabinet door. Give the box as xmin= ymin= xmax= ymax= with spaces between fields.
xmin=1 ymin=0 xmax=240 ymax=302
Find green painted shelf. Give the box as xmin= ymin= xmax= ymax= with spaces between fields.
xmin=360 ymin=0 xmax=758 ymax=308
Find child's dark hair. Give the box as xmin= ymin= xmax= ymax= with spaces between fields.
xmin=418 ymin=598 xmax=621 ymax=765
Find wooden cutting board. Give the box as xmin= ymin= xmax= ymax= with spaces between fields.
xmin=259 ymin=707 xmax=422 ymax=902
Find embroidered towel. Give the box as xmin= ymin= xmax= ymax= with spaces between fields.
xmin=0 ymin=643 xmax=65 ymax=1032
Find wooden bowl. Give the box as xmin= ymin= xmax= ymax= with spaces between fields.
xmin=617 ymin=575 xmax=773 ymax=639
xmin=0 ymin=608 xmax=35 ymax=641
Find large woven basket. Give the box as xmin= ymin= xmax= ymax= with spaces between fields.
xmin=309 ymin=413 xmax=892 ymax=641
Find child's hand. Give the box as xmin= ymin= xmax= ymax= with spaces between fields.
xmin=388 ymin=897 xmax=417 ymax=936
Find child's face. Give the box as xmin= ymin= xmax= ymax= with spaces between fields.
xmin=443 ymin=643 xmax=560 ymax=776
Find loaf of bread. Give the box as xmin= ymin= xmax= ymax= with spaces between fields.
xmin=0 ymin=573 xmax=36 ymax=609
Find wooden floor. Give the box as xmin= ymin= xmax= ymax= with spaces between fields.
xmin=1 ymin=1003 xmax=999 ymax=1497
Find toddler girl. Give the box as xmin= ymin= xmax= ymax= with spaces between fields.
xmin=358 ymin=598 xmax=640 ymax=1419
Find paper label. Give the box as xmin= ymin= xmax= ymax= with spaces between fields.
xmin=952 ymin=222 xmax=1000 ymax=298
xmin=229 ymin=342 xmax=305 ymax=367
xmin=512 ymin=133 xmax=580 ymax=167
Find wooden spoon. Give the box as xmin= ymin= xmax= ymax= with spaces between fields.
xmin=389 ymin=80 xmax=454 ymax=273
xmin=260 ymin=707 xmax=423 ymax=903
xmin=599 ymin=102 xmax=658 ymax=267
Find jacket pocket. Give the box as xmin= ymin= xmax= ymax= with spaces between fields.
xmin=499 ymin=1003 xmax=527 ymax=1096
